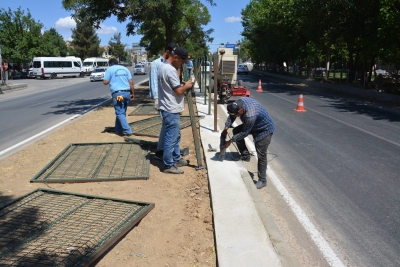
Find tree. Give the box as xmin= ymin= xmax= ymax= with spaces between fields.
xmin=108 ymin=32 xmax=126 ymax=61
xmin=41 ymin=28 xmax=68 ymax=57
xmin=70 ymin=12 xmax=102 ymax=59
xmin=0 ymin=7 xmax=43 ymax=62
xmin=62 ymin=0 xmax=215 ymax=56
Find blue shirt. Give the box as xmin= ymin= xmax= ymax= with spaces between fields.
xmin=149 ymin=56 xmax=165 ymax=99
xmin=186 ymin=59 xmax=193 ymax=69
xmin=225 ymin=97 xmax=275 ymax=142
xmin=104 ymin=65 xmax=132 ymax=93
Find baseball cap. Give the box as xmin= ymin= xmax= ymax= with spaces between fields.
xmin=172 ymin=46 xmax=190 ymax=65
xmin=227 ymin=99 xmax=244 ymax=115
xmin=165 ymin=42 xmax=177 ymax=52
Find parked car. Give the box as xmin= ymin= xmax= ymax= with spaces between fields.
xmin=90 ymin=67 xmax=107 ymax=82
xmin=200 ymin=61 xmax=212 ymax=72
xmin=375 ymin=69 xmax=389 ymax=76
xmin=134 ymin=64 xmax=147 ymax=75
xmin=237 ymin=64 xmax=249 ymax=74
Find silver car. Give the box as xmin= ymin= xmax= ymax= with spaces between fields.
xmin=90 ymin=67 xmax=107 ymax=82
xmin=134 ymin=64 xmax=147 ymax=75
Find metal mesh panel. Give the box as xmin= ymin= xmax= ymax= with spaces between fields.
xmin=104 ymin=116 xmax=204 ymax=138
xmin=31 ymin=142 xmax=150 ymax=183
xmin=130 ymin=115 xmax=203 ymax=137
xmin=0 ymin=188 xmax=154 ymax=267
xmin=129 ymin=104 xmax=159 ymax=116
xmin=222 ymin=61 xmax=235 ymax=74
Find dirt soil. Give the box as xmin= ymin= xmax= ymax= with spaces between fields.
xmin=0 ymin=85 xmax=216 ymax=267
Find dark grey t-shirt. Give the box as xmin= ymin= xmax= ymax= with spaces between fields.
xmin=158 ymin=62 xmax=183 ymax=113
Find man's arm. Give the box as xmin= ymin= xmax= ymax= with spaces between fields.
xmin=129 ymin=79 xmax=135 ymax=100
xmin=103 ymin=80 xmax=109 ymax=85
xmin=173 ymin=80 xmax=193 ymax=96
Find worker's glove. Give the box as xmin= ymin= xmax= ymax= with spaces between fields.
xmin=116 ymin=95 xmax=124 ymax=102
xmin=221 ymin=129 xmax=228 ymax=137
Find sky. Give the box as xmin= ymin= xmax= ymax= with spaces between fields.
xmin=5 ymin=0 xmax=249 ymax=51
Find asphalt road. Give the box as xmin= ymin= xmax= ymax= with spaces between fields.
xmin=0 ymin=72 xmax=148 ymax=160
xmin=236 ymin=72 xmax=400 ymax=266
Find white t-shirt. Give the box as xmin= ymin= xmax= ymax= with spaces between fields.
xmin=158 ymin=62 xmax=183 ymax=113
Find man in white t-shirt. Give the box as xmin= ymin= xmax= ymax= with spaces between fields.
xmin=158 ymin=46 xmax=193 ymax=174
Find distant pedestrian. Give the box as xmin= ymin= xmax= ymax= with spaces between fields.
xmin=103 ymin=58 xmax=135 ymax=136
xmin=186 ymin=56 xmax=193 ymax=78
xmin=158 ymin=46 xmax=193 ymax=174
xmin=222 ymin=97 xmax=275 ymax=189
xmin=149 ymin=42 xmax=177 ymax=160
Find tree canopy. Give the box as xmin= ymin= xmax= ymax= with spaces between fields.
xmin=242 ymin=0 xmax=400 ymax=76
xmin=0 ymin=7 xmax=43 ymax=62
xmin=62 ymin=0 xmax=215 ymax=57
xmin=0 ymin=7 xmax=72 ymax=62
xmin=108 ymin=32 xmax=126 ymax=61
xmin=70 ymin=12 xmax=102 ymax=59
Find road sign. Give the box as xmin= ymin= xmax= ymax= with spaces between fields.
xmin=225 ymin=44 xmax=236 ymax=50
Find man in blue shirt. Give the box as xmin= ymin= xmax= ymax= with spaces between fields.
xmin=186 ymin=56 xmax=193 ymax=78
xmin=103 ymin=58 xmax=135 ymax=136
xmin=222 ymin=97 xmax=275 ymax=189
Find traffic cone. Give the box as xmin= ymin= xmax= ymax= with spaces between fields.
xmin=256 ymin=79 xmax=263 ymax=92
xmin=294 ymin=94 xmax=306 ymax=112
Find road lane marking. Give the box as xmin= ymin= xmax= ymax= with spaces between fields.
xmin=270 ymin=92 xmax=400 ymax=147
xmin=0 ymin=99 xmax=110 ymax=157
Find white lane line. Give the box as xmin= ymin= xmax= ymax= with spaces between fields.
xmin=0 ymin=98 xmax=110 ymax=157
xmin=221 ymin=104 xmax=345 ymax=267
xmin=270 ymin=92 xmax=400 ymax=147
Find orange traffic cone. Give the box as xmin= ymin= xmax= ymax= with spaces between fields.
xmin=294 ymin=94 xmax=306 ymax=112
xmin=256 ymin=79 xmax=263 ymax=92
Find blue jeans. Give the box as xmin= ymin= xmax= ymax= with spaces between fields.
xmin=157 ymin=109 xmax=165 ymax=151
xmin=112 ymin=91 xmax=132 ymax=135
xmin=161 ymin=110 xmax=181 ymax=168
xmin=233 ymin=125 xmax=273 ymax=182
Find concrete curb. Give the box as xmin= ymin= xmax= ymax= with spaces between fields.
xmin=0 ymin=83 xmax=28 ymax=93
xmin=238 ymin=166 xmax=299 ymax=267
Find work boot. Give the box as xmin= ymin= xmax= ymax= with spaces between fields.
xmin=154 ymin=150 xmax=163 ymax=161
xmin=255 ymin=180 xmax=266 ymax=189
xmin=175 ymin=158 xmax=189 ymax=167
xmin=164 ymin=166 xmax=184 ymax=174
xmin=241 ymin=155 xmax=251 ymax=162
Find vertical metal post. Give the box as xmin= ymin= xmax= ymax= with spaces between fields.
xmin=213 ymin=55 xmax=218 ymax=132
xmin=208 ymin=53 xmax=213 ymax=115
xmin=203 ymin=53 xmax=207 ymax=104
xmin=183 ymin=63 xmax=205 ymax=170
xmin=204 ymin=54 xmax=207 ymax=105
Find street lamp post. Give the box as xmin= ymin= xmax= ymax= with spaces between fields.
xmin=232 ymin=31 xmax=241 ymax=63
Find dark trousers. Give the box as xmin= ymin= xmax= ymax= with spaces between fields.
xmin=233 ymin=125 xmax=273 ymax=182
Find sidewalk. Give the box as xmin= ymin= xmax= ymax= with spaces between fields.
xmin=0 ymin=82 xmax=27 ymax=94
xmin=193 ymin=83 xmax=297 ymax=267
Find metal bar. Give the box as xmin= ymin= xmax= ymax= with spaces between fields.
xmin=183 ymin=63 xmax=206 ymax=170
xmin=213 ymin=55 xmax=218 ymax=132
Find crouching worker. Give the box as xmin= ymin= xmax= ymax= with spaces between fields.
xmin=221 ymin=98 xmax=275 ymax=189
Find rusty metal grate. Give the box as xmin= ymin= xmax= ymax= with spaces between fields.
xmin=30 ymin=142 xmax=150 ymax=183
xmin=0 ymin=188 xmax=154 ymax=267
xmin=129 ymin=104 xmax=159 ymax=116
xmin=103 ymin=116 xmax=203 ymax=138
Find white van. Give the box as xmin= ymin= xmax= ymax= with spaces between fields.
xmin=82 ymin=57 xmax=109 ymax=75
xmin=32 ymin=57 xmax=84 ymax=79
